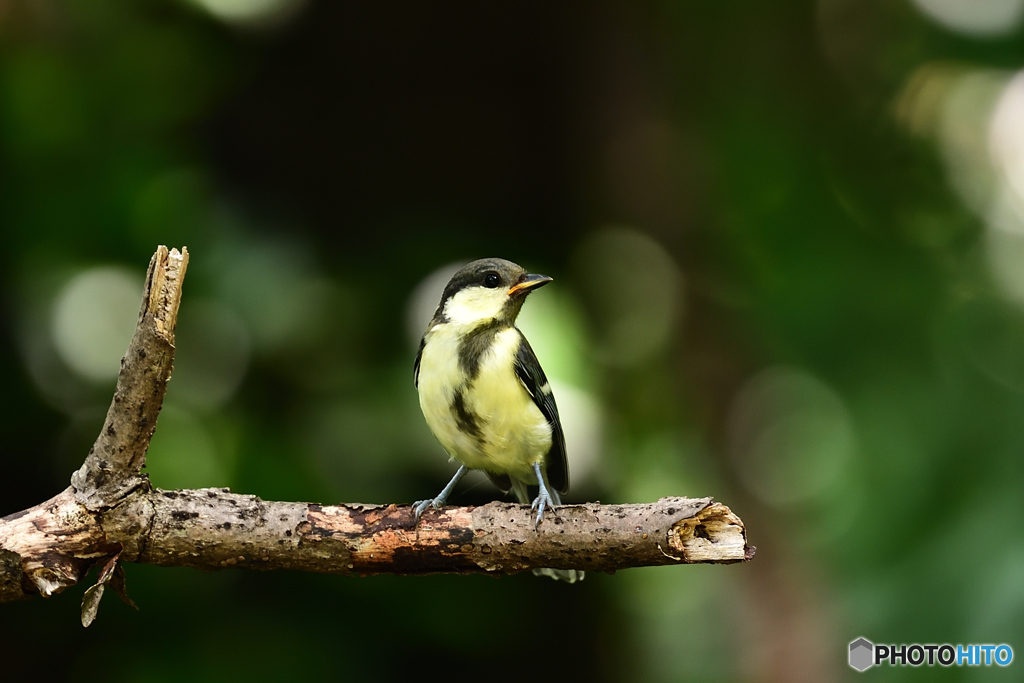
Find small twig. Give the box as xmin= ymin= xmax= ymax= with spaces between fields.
xmin=70 ymin=246 xmax=188 ymax=510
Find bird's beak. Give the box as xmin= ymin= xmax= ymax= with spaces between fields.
xmin=507 ymin=273 xmax=553 ymax=297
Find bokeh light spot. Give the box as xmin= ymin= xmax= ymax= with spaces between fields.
xmin=910 ymin=0 xmax=1024 ymax=38
xmin=571 ymin=227 xmax=683 ymax=367
xmin=405 ymin=262 xmax=462 ymax=349
xmin=989 ymin=71 xmax=1024 ymax=228
xmin=729 ymin=366 xmax=854 ymax=507
xmin=937 ymin=69 xmax=1005 ymax=217
xmin=50 ymin=267 xmax=142 ymax=383
xmin=547 ymin=380 xmax=602 ymax=489
xmin=215 ymin=240 xmax=322 ymax=354
xmin=186 ymin=0 xmax=306 ymax=27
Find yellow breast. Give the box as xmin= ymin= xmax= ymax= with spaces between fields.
xmin=417 ymin=324 xmax=552 ymax=483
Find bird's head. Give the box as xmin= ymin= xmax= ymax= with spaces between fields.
xmin=433 ymin=258 xmax=552 ymax=327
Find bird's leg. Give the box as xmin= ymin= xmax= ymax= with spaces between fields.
xmin=413 ymin=465 xmax=469 ymax=522
xmin=529 ymin=461 xmax=557 ymax=529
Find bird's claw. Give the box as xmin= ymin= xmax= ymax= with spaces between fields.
xmin=413 ymin=465 xmax=469 ymax=524
xmin=413 ymin=497 xmax=444 ymax=523
xmin=530 ymin=487 xmax=556 ymax=529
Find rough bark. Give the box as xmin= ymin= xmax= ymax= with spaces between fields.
xmin=1 ymin=488 xmax=748 ymax=590
xmin=116 ymin=491 xmax=751 ymax=574
xmin=0 ymin=246 xmax=754 ymax=624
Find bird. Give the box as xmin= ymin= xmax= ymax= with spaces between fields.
xmin=413 ymin=257 xmax=582 ymax=582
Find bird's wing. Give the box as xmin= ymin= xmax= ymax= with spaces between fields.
xmin=414 ymin=336 xmax=425 ymax=388
xmin=513 ymin=329 xmax=568 ymax=494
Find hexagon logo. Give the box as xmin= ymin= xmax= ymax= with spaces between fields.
xmin=849 ymin=637 xmax=874 ymax=671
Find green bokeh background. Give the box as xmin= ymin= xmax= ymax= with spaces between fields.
xmin=2 ymin=1 xmax=1023 ymax=681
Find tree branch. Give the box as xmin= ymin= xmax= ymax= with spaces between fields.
xmin=0 ymin=246 xmax=754 ymax=623
xmin=71 ymin=245 xmax=188 ymax=509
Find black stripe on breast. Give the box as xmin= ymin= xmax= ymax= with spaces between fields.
xmin=457 ymin=320 xmax=503 ymax=380
xmin=451 ymin=388 xmax=483 ymax=441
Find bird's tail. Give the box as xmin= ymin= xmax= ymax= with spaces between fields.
xmin=511 ymin=477 xmax=585 ymax=584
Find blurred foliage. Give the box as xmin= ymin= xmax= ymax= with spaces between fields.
xmin=2 ymin=1 xmax=1024 ymax=681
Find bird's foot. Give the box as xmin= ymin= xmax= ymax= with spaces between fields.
xmin=530 ymin=485 xmax=557 ymax=529
xmin=413 ymin=496 xmax=446 ymax=522
xmin=529 ymin=461 xmax=558 ymax=529
xmin=413 ymin=464 xmax=469 ymax=524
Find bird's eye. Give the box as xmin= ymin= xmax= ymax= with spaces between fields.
xmin=483 ymin=272 xmax=501 ymax=288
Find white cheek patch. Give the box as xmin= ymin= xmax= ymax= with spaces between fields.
xmin=444 ymin=286 xmax=508 ymax=325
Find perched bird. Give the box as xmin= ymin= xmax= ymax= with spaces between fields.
xmin=413 ymin=257 xmax=581 ymax=582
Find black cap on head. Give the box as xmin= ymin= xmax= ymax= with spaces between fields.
xmin=429 ymin=258 xmax=551 ymax=326
xmin=439 ymin=258 xmax=526 ymax=303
